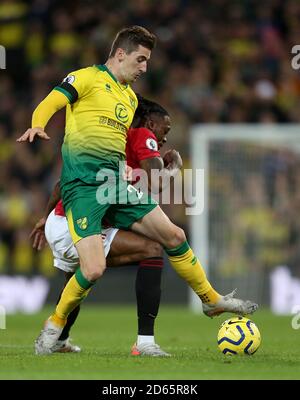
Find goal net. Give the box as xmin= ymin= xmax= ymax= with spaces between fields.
xmin=189 ymin=124 xmax=300 ymax=312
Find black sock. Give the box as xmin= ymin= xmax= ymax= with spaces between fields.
xmin=135 ymin=257 xmax=163 ymax=336
xmin=58 ymin=305 xmax=81 ymax=341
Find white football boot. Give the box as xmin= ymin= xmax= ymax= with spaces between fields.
xmin=52 ymin=338 xmax=81 ymax=353
xmin=131 ymin=342 xmax=171 ymax=357
xmin=35 ymin=319 xmax=64 ymax=355
xmin=202 ymin=289 xmax=258 ymax=318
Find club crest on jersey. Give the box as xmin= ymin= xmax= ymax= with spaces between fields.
xmin=62 ymin=75 xmax=75 ymax=84
xmin=146 ymin=138 xmax=158 ymax=151
xmin=115 ymin=103 xmax=129 ymax=123
xmin=76 ymin=217 xmax=88 ymax=230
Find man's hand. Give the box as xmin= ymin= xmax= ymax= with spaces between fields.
xmin=16 ymin=127 xmax=50 ymax=143
xmin=30 ymin=217 xmax=47 ymax=251
xmin=163 ymin=149 xmax=183 ymax=170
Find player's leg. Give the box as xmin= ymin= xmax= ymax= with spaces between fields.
xmin=107 ymin=230 xmax=169 ymax=356
xmin=43 ymin=210 xmax=82 ymax=353
xmin=53 ymin=234 xmax=105 ymax=320
xmin=43 ymin=210 xmax=167 ymax=355
xmin=35 ymin=184 xmax=108 ymax=354
xmin=52 ymin=272 xmax=81 ymax=353
xmin=129 ymin=205 xmax=258 ymax=317
xmin=35 ymin=234 xmax=105 ymax=354
xmin=109 ymin=198 xmax=220 ymax=306
xmin=53 ymin=231 xmax=164 ymax=353
xmin=130 ymin=205 xmax=218 ymax=300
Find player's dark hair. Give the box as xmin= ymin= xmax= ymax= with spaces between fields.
xmin=109 ymin=26 xmax=156 ymax=57
xmin=132 ymin=94 xmax=169 ymax=127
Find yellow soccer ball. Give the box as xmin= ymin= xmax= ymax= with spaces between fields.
xmin=217 ymin=316 xmax=261 ymax=355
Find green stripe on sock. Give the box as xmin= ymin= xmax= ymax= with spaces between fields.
xmin=191 ymin=256 xmax=198 ymax=265
xmin=165 ymin=241 xmax=190 ymax=257
xmin=75 ymin=268 xmax=93 ymax=290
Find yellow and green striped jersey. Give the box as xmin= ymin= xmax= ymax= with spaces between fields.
xmin=53 ymin=65 xmax=138 ymax=185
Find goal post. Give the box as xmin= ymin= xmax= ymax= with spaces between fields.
xmin=189 ymin=124 xmax=300 ymax=312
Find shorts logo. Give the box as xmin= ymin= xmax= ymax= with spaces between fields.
xmin=63 ymin=75 xmax=75 ymax=84
xmin=76 ymin=217 xmax=88 ymax=230
xmin=146 ymin=138 xmax=158 ymax=151
xmin=115 ymin=103 xmax=129 ymax=123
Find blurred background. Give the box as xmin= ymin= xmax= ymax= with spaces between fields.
xmin=1 ymin=0 xmax=300 ymax=314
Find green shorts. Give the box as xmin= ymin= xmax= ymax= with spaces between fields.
xmin=61 ymin=175 xmax=157 ymax=244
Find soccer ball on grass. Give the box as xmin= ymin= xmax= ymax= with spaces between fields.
xmin=217 ymin=316 xmax=261 ymax=355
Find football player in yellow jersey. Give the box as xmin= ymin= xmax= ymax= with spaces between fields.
xmin=17 ymin=26 xmax=258 ymax=355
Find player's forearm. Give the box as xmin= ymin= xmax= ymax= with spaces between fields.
xmin=150 ymin=167 xmax=180 ymax=194
xmin=44 ymin=180 xmax=61 ymax=217
xmin=140 ymin=157 xmax=179 ymax=194
xmin=31 ymin=90 xmax=68 ymax=129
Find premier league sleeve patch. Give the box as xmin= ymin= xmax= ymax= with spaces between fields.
xmin=146 ymin=138 xmax=158 ymax=151
xmin=62 ymin=75 xmax=76 ymax=85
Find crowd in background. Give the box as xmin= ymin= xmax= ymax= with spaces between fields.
xmin=1 ymin=0 xmax=300 ymax=276
xmin=209 ymin=143 xmax=300 ymax=278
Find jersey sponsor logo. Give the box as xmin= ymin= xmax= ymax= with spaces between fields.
xmin=146 ymin=138 xmax=158 ymax=151
xmin=62 ymin=75 xmax=75 ymax=84
xmin=115 ymin=103 xmax=129 ymax=123
xmin=76 ymin=217 xmax=88 ymax=230
xmin=99 ymin=116 xmax=127 ymax=133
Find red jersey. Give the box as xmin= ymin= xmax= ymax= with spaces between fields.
xmin=54 ymin=127 xmax=160 ymax=217
xmin=126 ymin=127 xmax=160 ymax=169
xmin=55 ymin=198 xmax=65 ymax=216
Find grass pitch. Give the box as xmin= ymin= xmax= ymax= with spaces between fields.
xmin=0 ymin=306 xmax=299 ymax=380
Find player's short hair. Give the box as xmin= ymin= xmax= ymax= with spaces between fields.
xmin=109 ymin=26 xmax=156 ymax=57
xmin=133 ymin=94 xmax=168 ymax=127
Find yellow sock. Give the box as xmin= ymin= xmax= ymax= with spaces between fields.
xmin=166 ymin=241 xmax=220 ymax=304
xmin=50 ymin=269 xmax=92 ymax=324
xmin=50 ymin=313 xmax=67 ymax=328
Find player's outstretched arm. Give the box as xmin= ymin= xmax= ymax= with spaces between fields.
xmin=16 ymin=90 xmax=68 ymax=142
xmin=17 ymin=127 xmax=50 ymax=143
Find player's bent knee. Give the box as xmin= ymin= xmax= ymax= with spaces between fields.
xmin=166 ymin=227 xmax=186 ymax=248
xmin=83 ymin=265 xmax=106 ymax=282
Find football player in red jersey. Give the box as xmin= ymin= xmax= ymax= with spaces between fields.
xmin=30 ymin=96 xmax=182 ymax=356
